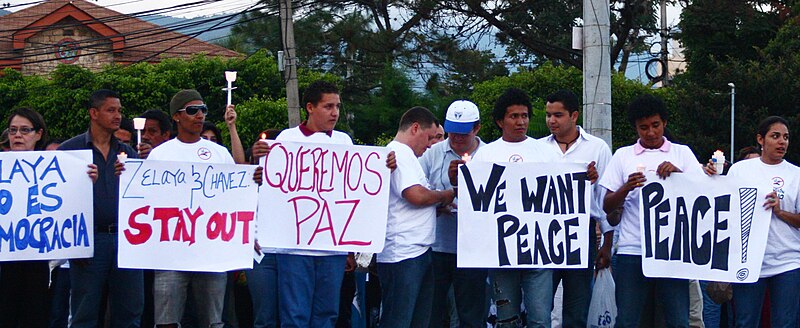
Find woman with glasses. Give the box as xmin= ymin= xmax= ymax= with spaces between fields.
xmin=0 ymin=107 xmax=52 ymax=327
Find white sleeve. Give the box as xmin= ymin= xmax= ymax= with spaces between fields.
xmin=391 ymin=149 xmax=426 ymax=196
xmin=599 ymin=150 xmax=625 ymax=193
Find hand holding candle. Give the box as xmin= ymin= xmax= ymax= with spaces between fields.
xmin=712 ymin=150 xmax=725 ymax=174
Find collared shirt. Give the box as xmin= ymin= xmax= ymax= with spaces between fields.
xmin=599 ymin=137 xmax=702 ymax=255
xmin=58 ymin=129 xmax=138 ymax=227
xmin=419 ymin=137 xmax=485 ymax=253
xmin=633 ymin=137 xmax=671 ymax=155
xmin=542 ymin=126 xmax=613 ymax=233
xmin=298 ymin=121 xmax=333 ymax=137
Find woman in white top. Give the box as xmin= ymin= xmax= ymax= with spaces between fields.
xmin=724 ymin=116 xmax=800 ymax=328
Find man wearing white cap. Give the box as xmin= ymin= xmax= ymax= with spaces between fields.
xmin=419 ymin=100 xmax=487 ymax=327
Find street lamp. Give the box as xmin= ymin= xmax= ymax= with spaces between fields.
xmin=728 ymin=82 xmax=735 ymax=163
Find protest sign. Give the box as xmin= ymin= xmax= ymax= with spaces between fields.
xmin=257 ymin=140 xmax=390 ymax=253
xmin=118 ymin=159 xmax=258 ymax=272
xmin=0 ymin=150 xmax=93 ymax=261
xmin=457 ymin=161 xmax=591 ymax=268
xmin=639 ymin=172 xmax=771 ymax=282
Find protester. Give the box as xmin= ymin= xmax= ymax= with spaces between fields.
xmin=419 ymin=100 xmax=488 ymax=327
xmin=59 ymin=90 xmax=141 ymax=328
xmin=447 ymin=88 xmax=596 ymax=327
xmin=0 ymin=108 xmax=54 ymax=328
xmin=432 ymin=124 xmax=445 ymax=144
xmin=247 ymin=128 xmax=282 ymax=328
xmin=137 ymin=108 xmax=172 ymax=159
xmin=600 ymin=94 xmax=702 ymax=327
xmin=148 ymin=89 xmax=258 ymax=328
xmin=379 ymin=106 xmax=455 ymax=328
xmin=541 ymin=90 xmax=613 ymax=327
xmin=721 ymin=116 xmax=800 ymax=327
xmin=115 ymin=117 xmax=134 ymax=146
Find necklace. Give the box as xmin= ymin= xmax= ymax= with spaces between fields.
xmin=556 ymin=132 xmax=580 ymax=151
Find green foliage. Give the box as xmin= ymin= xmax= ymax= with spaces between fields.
xmin=0 ymin=52 xmax=330 ymax=150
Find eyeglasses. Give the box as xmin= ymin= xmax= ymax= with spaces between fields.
xmin=8 ymin=127 xmax=35 ymax=135
xmin=179 ymin=104 xmax=208 ymax=115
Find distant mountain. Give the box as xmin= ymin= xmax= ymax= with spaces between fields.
xmin=0 ymin=9 xmax=10 ymax=16
xmin=141 ymin=14 xmax=233 ymax=43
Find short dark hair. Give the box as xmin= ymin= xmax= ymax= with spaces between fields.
xmin=7 ymin=107 xmax=49 ymax=150
xmin=493 ymin=88 xmax=533 ymax=127
xmin=119 ymin=118 xmax=134 ymax=134
xmin=302 ymin=81 xmax=339 ymax=109
xmin=202 ymin=122 xmax=223 ymax=145
xmin=627 ymin=94 xmax=669 ymax=128
xmin=546 ymin=89 xmax=580 ymax=113
xmin=139 ymin=109 xmax=172 ymax=135
xmin=89 ymin=89 xmax=120 ymax=109
xmin=737 ymin=146 xmax=761 ymax=161
xmin=756 ymin=116 xmax=789 ymax=140
xmin=398 ymin=106 xmax=438 ymax=132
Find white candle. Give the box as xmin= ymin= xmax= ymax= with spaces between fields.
xmin=225 ymin=71 xmax=237 ymax=106
xmin=118 ymin=152 xmax=128 ymax=161
xmin=133 ymin=117 xmax=145 ymax=146
xmin=461 ymin=152 xmax=471 ymax=162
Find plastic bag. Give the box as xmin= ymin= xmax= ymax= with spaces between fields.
xmin=587 ymin=268 xmax=617 ymax=328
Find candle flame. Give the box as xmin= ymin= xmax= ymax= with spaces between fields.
xmin=260 ymin=132 xmax=267 ymax=140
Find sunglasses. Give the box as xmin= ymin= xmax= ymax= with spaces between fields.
xmin=8 ymin=127 xmax=35 ymax=135
xmin=178 ymin=104 xmax=208 ymax=115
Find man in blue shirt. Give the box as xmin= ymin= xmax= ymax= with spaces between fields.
xmin=419 ymin=100 xmax=487 ymax=327
xmin=59 ymin=89 xmax=143 ymax=328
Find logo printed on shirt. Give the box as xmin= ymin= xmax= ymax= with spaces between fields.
xmin=197 ymin=147 xmax=212 ymax=160
xmin=772 ymin=177 xmax=784 ymax=189
xmin=509 ymin=154 xmax=523 ymax=162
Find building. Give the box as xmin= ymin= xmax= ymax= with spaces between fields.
xmin=0 ymin=0 xmax=241 ymax=75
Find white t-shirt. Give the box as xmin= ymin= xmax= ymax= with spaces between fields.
xmin=727 ymin=158 xmax=800 ymax=277
xmin=598 ymin=139 xmax=702 ymax=255
xmin=542 ymin=126 xmax=614 ymax=233
xmin=378 ymin=140 xmax=437 ymax=263
xmin=472 ymin=137 xmax=556 ymax=164
xmin=148 ymin=138 xmax=235 ymax=164
xmin=265 ymin=126 xmax=353 ymax=256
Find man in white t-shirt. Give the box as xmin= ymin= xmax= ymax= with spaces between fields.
xmin=148 ymin=89 xmax=261 ymax=328
xmin=599 ymin=94 xmax=702 ymax=328
xmin=542 ymin=89 xmax=614 ymax=328
xmin=379 ymin=106 xmax=455 ymax=328
xmin=250 ymin=81 xmax=395 ymax=328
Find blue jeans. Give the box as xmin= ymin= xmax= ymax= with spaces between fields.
xmin=732 ymin=267 xmax=800 ymax=328
xmin=276 ymin=254 xmax=346 ymax=328
xmin=430 ymin=251 xmax=488 ymax=328
xmin=377 ymin=249 xmax=434 ymax=328
xmin=69 ymin=233 xmax=143 ymax=328
xmin=612 ymin=254 xmax=688 ymax=328
xmin=700 ymin=281 xmax=722 ymax=328
xmin=490 ymin=268 xmax=553 ymax=328
xmin=246 ymin=254 xmax=279 ymax=328
xmin=50 ymin=267 xmax=71 ymax=328
xmin=552 ymin=221 xmax=596 ymax=328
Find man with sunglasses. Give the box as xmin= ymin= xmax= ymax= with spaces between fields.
xmin=146 ymin=89 xmax=252 ymax=328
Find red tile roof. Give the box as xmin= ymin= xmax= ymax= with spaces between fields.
xmin=0 ymin=0 xmax=241 ymax=71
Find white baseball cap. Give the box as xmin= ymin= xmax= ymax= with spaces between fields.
xmin=444 ymin=100 xmax=480 ymax=134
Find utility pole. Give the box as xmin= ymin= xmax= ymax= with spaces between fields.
xmin=582 ymin=0 xmax=613 ymax=147
xmin=280 ymin=0 xmax=301 ymax=127
xmin=660 ymin=0 xmax=669 ymax=85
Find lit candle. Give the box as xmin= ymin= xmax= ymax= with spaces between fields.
xmin=461 ymin=152 xmax=471 ymax=162
xmin=260 ymin=132 xmax=267 ymax=141
xmin=118 ymin=152 xmax=128 ymax=161
xmin=712 ymin=150 xmax=725 ymax=174
xmin=636 ymin=164 xmax=645 ymax=173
